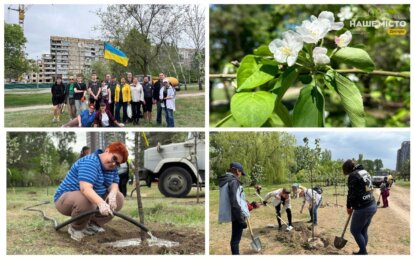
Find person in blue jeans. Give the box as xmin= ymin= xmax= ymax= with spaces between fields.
xmin=343 ymin=160 xmax=377 ymax=255
xmin=299 ymin=188 xmax=322 ymax=225
xmin=218 ymin=162 xmax=250 ymax=255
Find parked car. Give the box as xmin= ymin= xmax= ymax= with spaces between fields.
xmin=372 ymin=175 xmax=386 ymax=188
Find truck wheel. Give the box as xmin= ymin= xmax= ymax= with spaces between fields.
xmin=158 ymin=167 xmax=192 ymax=198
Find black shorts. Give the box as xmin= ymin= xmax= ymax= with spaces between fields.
xmin=52 ymin=96 xmax=65 ymax=106
xmin=144 ymin=97 xmax=153 ymax=112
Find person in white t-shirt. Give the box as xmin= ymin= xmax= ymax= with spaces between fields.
xmin=299 ymin=188 xmax=322 ymax=225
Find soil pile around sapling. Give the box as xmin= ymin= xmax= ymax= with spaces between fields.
xmin=270 ymin=222 xmax=346 ymax=255
xmin=57 ymin=220 xmax=204 ymax=254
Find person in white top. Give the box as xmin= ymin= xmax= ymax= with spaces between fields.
xmin=130 ymin=77 xmax=145 ymax=125
xmin=159 ymin=79 xmax=176 ymax=127
xmin=263 ymin=188 xmax=292 ymax=230
xmin=299 ymin=188 xmax=322 ymax=225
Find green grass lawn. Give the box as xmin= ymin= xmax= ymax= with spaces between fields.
xmin=395 ymin=180 xmax=410 ymax=189
xmin=7 ymin=185 xmax=205 ymax=254
xmin=5 ymin=94 xmax=204 ymax=127
xmin=5 ymin=93 xmax=52 ymax=107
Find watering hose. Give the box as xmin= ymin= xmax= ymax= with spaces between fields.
xmin=24 ymin=201 xmax=59 ymax=227
xmin=24 ymin=201 xmax=149 ymax=233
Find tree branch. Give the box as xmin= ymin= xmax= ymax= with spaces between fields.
xmin=335 ymin=69 xmax=410 ymax=78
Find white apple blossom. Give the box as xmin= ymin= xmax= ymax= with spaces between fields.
xmin=312 ymin=47 xmax=330 ymax=65
xmin=335 ymin=31 xmax=352 ymax=48
xmin=315 ymin=11 xmax=344 ymax=31
xmin=269 ymin=30 xmax=303 ymax=67
xmin=337 ymin=6 xmax=354 ymax=22
xmin=296 ymin=19 xmax=331 ymax=44
xmin=347 ymin=74 xmax=359 ymax=82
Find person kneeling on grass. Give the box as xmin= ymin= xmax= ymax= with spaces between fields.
xmin=298 ymin=188 xmax=322 ymax=225
xmin=62 ymin=103 xmax=96 ymax=127
xmin=263 ymin=188 xmax=292 ymax=230
xmin=54 ymin=142 xmax=129 ymax=241
xmin=93 ymin=102 xmax=124 ymax=127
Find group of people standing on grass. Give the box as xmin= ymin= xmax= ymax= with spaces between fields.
xmin=52 ymin=72 xmax=177 ymax=127
xmin=218 ymin=160 xmax=379 ymax=255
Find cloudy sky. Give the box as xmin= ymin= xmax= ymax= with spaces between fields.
xmin=4 ymin=4 xmax=105 ymax=59
xmin=292 ymin=131 xmax=409 ymax=170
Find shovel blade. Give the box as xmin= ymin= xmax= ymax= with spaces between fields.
xmin=286 ymin=226 xmax=294 ymax=231
xmin=250 ymin=237 xmax=262 ymax=252
xmin=334 ymin=236 xmax=347 ymax=249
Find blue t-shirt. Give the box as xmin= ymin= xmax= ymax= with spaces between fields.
xmin=80 ymin=109 xmax=96 ymax=127
xmin=54 ymin=149 xmax=119 ymax=202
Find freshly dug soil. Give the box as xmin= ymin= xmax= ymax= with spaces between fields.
xmin=57 ymin=220 xmax=204 ymax=255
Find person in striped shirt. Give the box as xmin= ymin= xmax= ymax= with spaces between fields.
xmin=54 ymin=142 xmax=129 ymax=241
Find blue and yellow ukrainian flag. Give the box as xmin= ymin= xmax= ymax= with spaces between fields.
xmin=104 ymin=42 xmax=129 ymax=67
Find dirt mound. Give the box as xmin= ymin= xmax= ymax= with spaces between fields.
xmin=271 ymin=222 xmax=346 ymax=255
xmin=58 ymin=220 xmax=204 ymax=255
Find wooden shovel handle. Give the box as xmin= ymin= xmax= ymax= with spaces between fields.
xmin=341 ymin=213 xmax=353 ymax=238
xmin=246 ymin=218 xmax=254 ymax=236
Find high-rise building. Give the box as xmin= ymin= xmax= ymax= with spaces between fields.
xmin=29 ymin=36 xmax=104 ymax=83
xmin=396 ymin=141 xmax=410 ymax=171
xmin=86 ymin=132 xmax=126 ymax=151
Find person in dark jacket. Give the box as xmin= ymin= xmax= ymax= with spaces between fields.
xmin=51 ymin=76 xmax=66 ymax=122
xmin=153 ymin=72 xmax=165 ymax=125
xmin=343 ymin=160 xmax=377 ymax=255
xmin=218 ymin=162 xmax=250 ymax=255
xmin=380 ymin=177 xmax=390 ymax=208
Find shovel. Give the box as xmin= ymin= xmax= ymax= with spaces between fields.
xmin=376 ymin=193 xmax=381 ymax=206
xmin=334 ymin=212 xmax=352 ymax=249
xmin=246 ymin=218 xmax=262 ymax=252
xmin=255 ymin=192 xmax=293 ymax=232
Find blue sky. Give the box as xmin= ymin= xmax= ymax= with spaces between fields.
xmin=292 ymin=131 xmax=409 ymax=170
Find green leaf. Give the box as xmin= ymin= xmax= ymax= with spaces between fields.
xmin=237 ymin=55 xmax=277 ymax=91
xmin=272 ymin=67 xmax=299 ymax=103
xmin=231 ymin=91 xmax=276 ymax=127
xmin=293 ymin=85 xmax=325 ymax=127
xmin=215 ymin=114 xmax=241 ymax=127
xmin=274 ymin=103 xmax=292 ymax=127
xmin=324 ymin=70 xmax=366 ymax=127
xmin=332 ymin=47 xmax=375 ymax=72
xmin=267 ymin=113 xmax=285 ymax=127
xmin=253 ymin=45 xmax=273 ymax=56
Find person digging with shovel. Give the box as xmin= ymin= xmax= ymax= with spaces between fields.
xmin=54 ymin=142 xmax=129 ymax=241
xmin=299 ymin=187 xmax=322 ymax=226
xmin=341 ymin=160 xmax=377 ymax=255
xmin=218 ymin=162 xmax=250 ymax=255
xmin=263 ymin=188 xmax=293 ymax=230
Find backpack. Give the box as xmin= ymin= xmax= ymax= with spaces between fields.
xmin=312 ymin=186 xmax=323 ymax=194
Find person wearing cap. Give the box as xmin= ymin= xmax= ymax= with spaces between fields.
xmin=218 ymin=162 xmax=250 ymax=255
xmin=263 ymin=188 xmax=293 ymax=230
xmin=51 ymin=76 xmax=66 ymax=123
xmin=54 ymin=142 xmax=128 ymax=241
xmin=62 ymin=103 xmax=96 ymax=128
xmin=160 ymin=79 xmax=176 ymax=127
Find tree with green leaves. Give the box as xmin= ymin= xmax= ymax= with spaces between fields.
xmin=5 ymin=23 xmax=29 ymax=81
xmin=212 ymin=5 xmax=410 ymax=127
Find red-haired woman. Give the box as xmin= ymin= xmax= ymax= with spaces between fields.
xmin=54 ymin=142 xmax=129 ymax=241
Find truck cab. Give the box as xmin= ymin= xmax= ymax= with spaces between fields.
xmin=140 ymin=133 xmax=205 ymax=197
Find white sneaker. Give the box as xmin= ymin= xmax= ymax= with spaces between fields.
xmin=68 ymin=225 xmax=85 ymax=241
xmin=52 ymin=117 xmax=57 ymax=122
xmin=86 ymin=222 xmax=105 ymax=233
